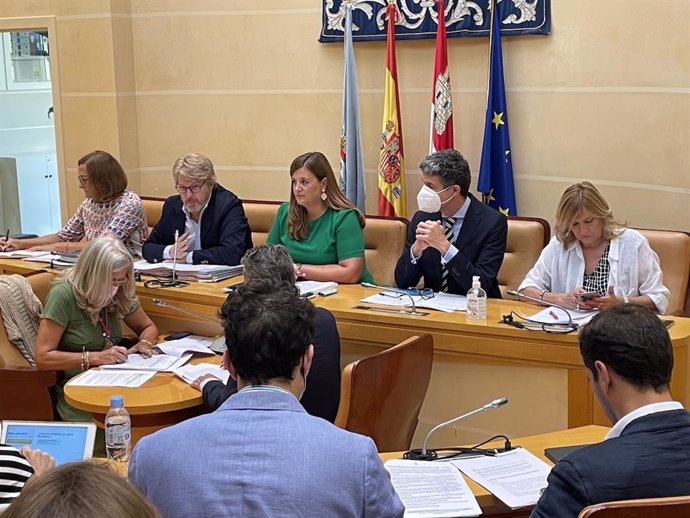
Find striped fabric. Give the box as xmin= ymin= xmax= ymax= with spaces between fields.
xmin=0 ymin=444 xmax=33 ymax=509
xmin=440 ymin=217 xmax=456 ymax=293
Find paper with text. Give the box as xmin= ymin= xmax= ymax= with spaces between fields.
xmin=100 ymin=353 xmax=192 ymax=372
xmin=155 ymin=336 xmax=214 ymax=357
xmin=67 ymin=370 xmax=155 ymax=388
xmin=361 ymin=292 xmax=467 ymax=312
xmin=385 ymin=460 xmax=482 ymax=517
xmin=452 ymin=448 xmax=551 ymax=509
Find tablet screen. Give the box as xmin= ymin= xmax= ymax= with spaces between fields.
xmin=1 ymin=422 xmax=96 ymax=466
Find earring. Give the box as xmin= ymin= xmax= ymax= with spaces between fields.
xmin=320 ymin=189 xmax=327 ymax=201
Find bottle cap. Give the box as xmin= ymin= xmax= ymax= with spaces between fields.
xmin=472 ymin=275 xmax=480 ymax=287
xmin=110 ymin=395 xmax=124 ymax=408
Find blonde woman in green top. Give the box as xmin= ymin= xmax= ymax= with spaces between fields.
xmin=267 ymin=151 xmax=373 ymax=284
xmin=35 ymin=236 xmax=159 ymax=421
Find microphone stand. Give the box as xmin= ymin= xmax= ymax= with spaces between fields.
xmin=405 ymin=397 xmax=510 ymax=461
xmin=506 ymin=289 xmax=577 ymax=331
xmin=151 ymin=298 xmax=226 ymax=353
xmin=359 ymin=282 xmax=429 ymax=316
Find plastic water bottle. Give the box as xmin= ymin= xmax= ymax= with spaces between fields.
xmin=466 ymin=275 xmax=487 ymax=320
xmin=105 ymin=395 xmax=131 ymax=463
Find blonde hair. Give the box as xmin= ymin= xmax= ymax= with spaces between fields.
xmin=58 ymin=236 xmax=136 ymax=323
xmin=172 ymin=153 xmax=217 ymax=185
xmin=4 ymin=462 xmax=159 ymax=518
xmin=287 ymin=151 xmax=365 ymax=240
xmin=555 ymin=182 xmax=624 ymax=248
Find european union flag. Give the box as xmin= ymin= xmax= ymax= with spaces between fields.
xmin=477 ymin=1 xmax=517 ymax=216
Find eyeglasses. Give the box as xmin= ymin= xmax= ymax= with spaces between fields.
xmin=386 ymin=288 xmax=435 ymax=300
xmin=175 ymin=182 xmax=206 ymax=194
xmin=77 ymin=176 xmax=89 ymax=185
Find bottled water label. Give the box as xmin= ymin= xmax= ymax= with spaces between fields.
xmin=106 ymin=423 xmax=130 ymax=446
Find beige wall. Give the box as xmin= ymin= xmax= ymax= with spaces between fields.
xmin=2 ymin=0 xmax=688 ymax=230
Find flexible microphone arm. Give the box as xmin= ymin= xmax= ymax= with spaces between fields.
xmin=152 ymin=298 xmax=220 ymax=324
xmin=361 ymin=282 xmax=425 ymax=315
xmin=507 ymin=289 xmax=575 ymax=328
xmin=421 ymin=397 xmax=508 ymax=456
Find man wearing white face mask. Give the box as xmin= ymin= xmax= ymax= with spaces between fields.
xmin=395 ymin=149 xmax=507 ymax=297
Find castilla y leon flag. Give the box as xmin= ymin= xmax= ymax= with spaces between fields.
xmin=477 ymin=0 xmax=517 ymax=216
xmin=429 ymin=0 xmax=454 ymax=153
xmin=377 ymin=1 xmax=407 ymax=218
xmin=339 ymin=3 xmax=365 ymax=213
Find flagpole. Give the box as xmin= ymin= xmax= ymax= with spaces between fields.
xmin=482 ymin=0 xmax=495 ymax=205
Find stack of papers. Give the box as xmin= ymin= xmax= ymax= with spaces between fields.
xmin=133 ymin=260 xmax=243 ymax=283
xmin=296 ymin=281 xmax=338 ymax=297
xmin=67 ymin=370 xmax=156 ymax=388
xmin=385 ymin=460 xmax=481 ymax=517
xmin=360 ymin=291 xmax=467 ymax=313
xmin=154 ymin=336 xmax=215 ymax=356
xmin=0 ymin=250 xmax=52 ymax=259
xmin=23 ymin=253 xmax=75 ymax=269
xmin=100 ymin=353 xmax=192 ymax=372
xmin=452 ymin=448 xmax=552 ymax=509
xmin=173 ymin=363 xmax=230 ymax=385
xmin=529 ymin=306 xmax=597 ymax=326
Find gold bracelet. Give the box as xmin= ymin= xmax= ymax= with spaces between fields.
xmin=85 ymin=351 xmax=90 ymax=370
xmin=140 ymin=338 xmax=154 ymax=347
xmin=80 ymin=347 xmax=86 ymax=371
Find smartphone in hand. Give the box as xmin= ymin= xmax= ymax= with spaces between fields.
xmin=579 ymin=291 xmax=601 ymax=300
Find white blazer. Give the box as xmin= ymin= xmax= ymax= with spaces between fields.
xmin=519 ymin=228 xmax=670 ymax=314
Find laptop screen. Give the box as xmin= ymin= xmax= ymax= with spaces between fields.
xmin=0 ymin=421 xmax=96 ymax=466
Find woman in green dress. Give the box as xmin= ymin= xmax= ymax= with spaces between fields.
xmin=267 ymin=151 xmax=373 ymax=284
xmin=35 ymin=236 xmax=159 ymax=422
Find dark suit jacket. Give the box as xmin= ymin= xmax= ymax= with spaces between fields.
xmin=531 ymin=409 xmax=690 ymax=518
xmin=202 ymin=307 xmax=341 ymax=422
xmin=394 ymin=193 xmax=507 ymax=298
xmin=142 ymin=184 xmax=252 ymax=266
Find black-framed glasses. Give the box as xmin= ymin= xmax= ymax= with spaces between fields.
xmin=175 ymin=181 xmax=206 ymax=194
xmin=77 ymin=176 xmax=89 ymax=185
xmin=405 ymin=287 xmax=435 ymax=300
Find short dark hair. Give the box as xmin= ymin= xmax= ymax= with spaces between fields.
xmin=242 ymin=244 xmax=297 ymax=295
xmin=579 ymin=304 xmax=673 ymax=392
xmin=78 ymin=150 xmax=128 ymax=202
xmin=221 ymin=289 xmax=314 ymax=385
xmin=419 ymin=149 xmax=471 ymax=196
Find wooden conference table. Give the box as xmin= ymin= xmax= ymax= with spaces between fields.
xmin=380 ymin=425 xmax=610 ymax=518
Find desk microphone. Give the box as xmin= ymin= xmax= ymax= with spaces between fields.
xmin=506 ymin=289 xmax=575 ymax=329
xmin=360 ymin=282 xmax=428 ymax=316
xmin=151 ymin=298 xmax=226 ymax=353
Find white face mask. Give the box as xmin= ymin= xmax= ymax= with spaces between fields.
xmin=416 ymin=184 xmax=453 ymax=213
xmin=110 ymin=285 xmax=120 ymax=299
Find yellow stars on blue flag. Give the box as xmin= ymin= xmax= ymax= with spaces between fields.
xmin=492 ymin=111 xmax=505 ymax=130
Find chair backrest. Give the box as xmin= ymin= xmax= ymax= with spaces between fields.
xmin=0 ymin=271 xmax=54 ymax=368
xmin=243 ymin=200 xmax=281 ymax=247
xmin=363 ymin=215 xmax=408 ymax=286
xmin=500 ymin=216 xmax=550 ymax=298
xmin=334 ymin=334 xmax=434 ymax=452
xmin=635 ymin=228 xmax=690 ymax=315
xmin=141 ymin=196 xmax=165 ymax=235
xmin=578 ymin=495 xmax=690 ymax=518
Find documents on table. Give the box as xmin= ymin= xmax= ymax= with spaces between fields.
xmin=452 ymin=448 xmax=552 ymax=509
xmin=296 ymin=280 xmax=338 ymax=297
xmin=67 ymin=369 xmax=156 ymax=388
xmin=174 ymin=363 xmax=230 ymax=385
xmin=154 ymin=336 xmax=215 ymax=356
xmin=100 ymin=353 xmax=192 ymax=372
xmin=132 ymin=260 xmax=243 ymax=282
xmin=0 ymin=250 xmax=52 ymax=258
xmin=360 ymin=292 xmax=467 ymax=312
xmin=385 ymin=460 xmax=481 ymax=517
xmin=528 ymin=306 xmax=597 ymax=326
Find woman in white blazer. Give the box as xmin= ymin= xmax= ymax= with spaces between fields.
xmin=518 ymin=182 xmax=669 ymax=314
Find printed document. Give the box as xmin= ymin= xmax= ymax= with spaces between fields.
xmin=67 ymin=369 xmax=155 ymax=388
xmin=361 ymin=292 xmax=467 ymax=312
xmin=155 ymin=336 xmax=215 ymax=356
xmin=385 ymin=460 xmax=481 ymax=517
xmin=174 ymin=363 xmax=230 ymax=385
xmin=100 ymin=353 xmax=192 ymax=372
xmin=296 ymin=281 xmax=338 ymax=296
xmin=452 ymin=448 xmax=551 ymax=509
xmin=529 ymin=306 xmax=596 ymax=325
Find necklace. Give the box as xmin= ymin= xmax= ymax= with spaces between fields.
xmin=98 ymin=309 xmax=115 ymax=349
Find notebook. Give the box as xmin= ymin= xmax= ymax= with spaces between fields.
xmin=543 ymin=444 xmax=591 ymax=464
xmin=0 ymin=421 xmax=97 ymax=466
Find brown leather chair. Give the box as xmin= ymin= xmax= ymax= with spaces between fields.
xmin=0 ymin=271 xmax=57 ymax=420
xmin=500 ymin=216 xmax=550 ymax=298
xmin=363 ymin=215 xmax=408 ymax=286
xmin=243 ymin=200 xmax=281 ymax=247
xmin=334 ymin=334 xmax=434 ymax=452
xmin=141 ymin=196 xmax=165 ymax=235
xmin=635 ymin=228 xmax=690 ymax=315
xmin=578 ymin=495 xmax=690 ymax=518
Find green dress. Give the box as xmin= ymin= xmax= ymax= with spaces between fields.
xmin=41 ymin=282 xmax=139 ymax=422
xmin=267 ymin=203 xmax=374 ymax=284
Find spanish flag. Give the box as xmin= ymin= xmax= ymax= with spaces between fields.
xmin=377 ymin=1 xmax=406 ymax=218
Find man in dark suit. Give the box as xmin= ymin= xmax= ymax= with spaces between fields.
xmin=531 ymin=304 xmax=690 ymax=518
xmin=142 ymin=153 xmax=252 ymax=266
xmin=192 ymin=244 xmax=341 ymax=422
xmin=394 ymin=149 xmax=507 ymax=297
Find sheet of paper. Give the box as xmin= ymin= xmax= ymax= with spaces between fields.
xmin=133 ymin=259 xmax=239 ymax=273
xmin=452 ymin=448 xmax=552 ymax=509
xmin=385 ymin=460 xmax=481 ymax=517
xmin=0 ymin=250 xmax=51 ymax=258
xmin=99 ymin=353 xmax=191 ymax=372
xmin=67 ymin=369 xmax=155 ymax=388
xmin=173 ymin=363 xmax=230 ymax=385
xmin=360 ymin=292 xmax=467 ymax=313
xmin=529 ymin=306 xmax=597 ymax=325
xmin=23 ymin=253 xmax=61 ymax=263
xmin=296 ymin=281 xmax=338 ymax=296
xmin=155 ymin=336 xmax=214 ymax=357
